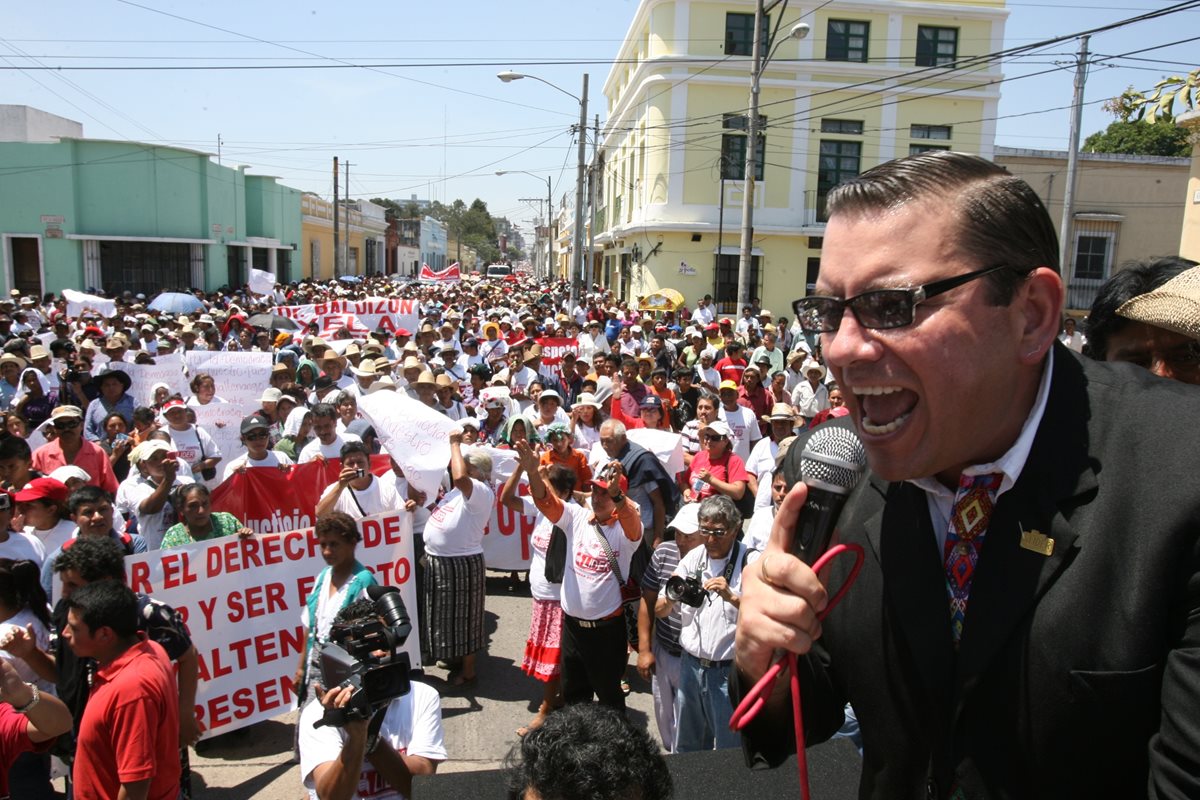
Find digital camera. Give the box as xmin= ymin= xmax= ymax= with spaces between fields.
xmin=665 ymin=574 xmax=707 ymax=608
xmin=313 ymin=586 xmax=413 ymax=728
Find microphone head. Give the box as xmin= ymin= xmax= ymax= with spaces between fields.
xmin=800 ymin=425 xmax=867 ymax=496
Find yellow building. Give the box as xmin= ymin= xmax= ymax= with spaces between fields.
xmin=1178 ymin=109 xmax=1200 ymax=262
xmin=594 ymin=0 xmax=1006 ymax=315
xmin=301 ymin=195 xmax=388 ymax=280
xmin=995 ymin=146 xmax=1191 ymax=312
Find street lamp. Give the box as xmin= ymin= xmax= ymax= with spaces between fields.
xmin=736 ymin=11 xmax=810 ymax=312
xmin=499 ymin=70 xmax=589 ymax=311
xmin=496 ymin=170 xmax=554 ymax=280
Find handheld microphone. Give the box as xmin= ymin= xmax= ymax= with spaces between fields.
xmin=790 ymin=425 xmax=867 ymax=564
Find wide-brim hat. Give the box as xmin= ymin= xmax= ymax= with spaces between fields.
xmin=98 ymin=368 xmax=132 ymax=392
xmin=351 ymin=359 xmax=379 ymax=378
xmin=1116 ymin=264 xmax=1200 ymax=340
xmin=573 ymin=391 xmax=601 ymax=409
xmin=802 ymin=359 xmax=827 ymax=380
xmin=762 ymin=402 xmax=796 ymax=423
xmin=414 ymin=370 xmax=438 ymax=387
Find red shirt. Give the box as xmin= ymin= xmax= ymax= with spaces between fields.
xmin=74 ymin=639 xmax=181 ymax=800
xmin=714 ymin=357 xmax=747 ymax=384
xmin=0 ymin=703 xmax=45 ymax=799
xmin=685 ymin=450 xmax=749 ymax=502
xmin=738 ymin=384 xmax=773 ymax=434
xmin=31 ymin=437 xmax=119 ymax=495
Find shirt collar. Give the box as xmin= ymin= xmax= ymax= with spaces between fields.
xmin=909 ymin=348 xmax=1055 ymax=501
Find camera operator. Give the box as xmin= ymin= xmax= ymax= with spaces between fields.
xmin=656 ymin=495 xmax=756 ymax=752
xmin=299 ymin=598 xmax=446 ymax=800
xmin=315 ymin=441 xmax=399 ymax=521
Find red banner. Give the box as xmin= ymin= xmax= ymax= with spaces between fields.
xmin=535 ymin=336 xmax=579 ymax=383
xmin=211 ymin=456 xmax=393 ymax=533
xmin=419 ymin=262 xmax=462 ymax=282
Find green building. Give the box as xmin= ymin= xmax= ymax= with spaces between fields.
xmin=0 ymin=105 xmax=302 ymax=297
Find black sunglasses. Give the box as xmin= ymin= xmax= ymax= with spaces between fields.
xmin=793 ymin=265 xmax=1020 ymax=333
xmin=53 ymin=418 xmax=82 ymax=430
xmin=699 ymin=525 xmax=734 ymax=537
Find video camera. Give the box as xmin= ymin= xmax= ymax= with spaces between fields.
xmin=313 ymin=585 xmax=413 ymax=729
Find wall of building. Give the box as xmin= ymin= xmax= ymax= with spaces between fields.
xmin=1179 ymin=111 xmax=1200 ymax=262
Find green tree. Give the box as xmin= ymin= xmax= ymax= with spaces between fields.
xmin=1082 ymin=120 xmax=1190 ymax=157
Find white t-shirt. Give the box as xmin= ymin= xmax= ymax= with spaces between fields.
xmin=743 ymin=505 xmax=775 ymax=553
xmin=221 ymin=450 xmax=294 ymax=484
xmin=319 ymin=477 xmax=401 ymax=521
xmin=554 ymin=500 xmax=643 ymax=621
xmin=298 ymin=432 xmax=362 ymax=464
xmin=115 ymin=474 xmax=195 ymax=550
xmin=299 ymin=681 xmax=446 ymax=800
xmin=744 ymin=437 xmax=778 ymax=511
xmin=0 ymin=608 xmax=53 ymax=693
xmin=718 ymin=404 xmax=763 ymax=462
xmin=389 ymin=474 xmax=431 ymax=536
xmin=167 ymin=424 xmax=223 ymax=470
xmin=422 ymin=479 xmax=494 ymax=558
xmin=24 ymin=519 xmax=76 ymax=560
xmin=0 ymin=531 xmax=46 ymax=566
xmin=669 ymin=541 xmax=757 ymax=661
xmin=521 ymin=496 xmax=562 ymax=603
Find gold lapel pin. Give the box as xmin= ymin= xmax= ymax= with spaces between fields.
xmin=1019 ymin=525 xmax=1055 ymax=556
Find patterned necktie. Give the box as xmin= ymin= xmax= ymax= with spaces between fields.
xmin=943 ymin=473 xmax=1002 ymax=645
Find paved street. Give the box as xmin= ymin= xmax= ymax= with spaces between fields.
xmin=186 ymin=574 xmax=660 ymax=798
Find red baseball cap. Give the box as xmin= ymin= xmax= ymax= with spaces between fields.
xmin=14 ymin=477 xmax=69 ymax=505
xmin=161 ymin=398 xmax=187 ymax=414
xmin=704 ymin=322 xmax=720 ymax=333
xmin=592 ymin=472 xmax=629 ymax=494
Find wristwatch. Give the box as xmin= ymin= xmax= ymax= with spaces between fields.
xmin=13 ymin=684 xmax=40 ymax=714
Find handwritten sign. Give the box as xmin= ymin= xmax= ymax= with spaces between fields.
xmin=184 ymin=351 xmax=272 ymax=415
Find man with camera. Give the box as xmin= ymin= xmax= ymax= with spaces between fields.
xmin=299 ymin=597 xmax=446 ymax=800
xmin=658 ymin=495 xmax=755 ymax=752
xmin=315 ymin=441 xmax=399 ymax=521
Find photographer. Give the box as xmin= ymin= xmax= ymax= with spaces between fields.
xmin=315 ymin=442 xmax=398 ymax=521
xmin=299 ymin=598 xmax=446 ymax=800
xmin=656 ymin=495 xmax=755 ymax=752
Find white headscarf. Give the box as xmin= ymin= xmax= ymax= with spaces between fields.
xmin=13 ymin=367 xmax=50 ymax=405
xmin=282 ymin=406 xmax=311 ymax=439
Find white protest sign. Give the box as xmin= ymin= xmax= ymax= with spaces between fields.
xmin=476 ymin=446 xmax=537 ymax=570
xmin=184 ymin=351 xmax=272 ymax=415
xmin=357 ymin=391 xmax=458 ymax=499
xmin=122 ymin=354 xmax=187 ymax=407
xmin=588 ymin=427 xmax=685 ymax=478
xmin=124 ymin=509 xmax=417 ymax=739
xmin=63 ymin=289 xmax=116 ymax=320
xmin=191 ymin=403 xmax=247 ymax=487
xmin=270 ymin=298 xmax=420 ymax=337
xmin=249 ymin=268 xmax=276 ymax=295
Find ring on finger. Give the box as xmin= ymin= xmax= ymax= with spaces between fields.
xmin=760 ymin=553 xmax=775 ymax=586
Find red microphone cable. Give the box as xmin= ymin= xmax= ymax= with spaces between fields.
xmin=729 ymin=543 xmax=865 ymax=800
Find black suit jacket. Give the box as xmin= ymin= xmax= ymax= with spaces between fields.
xmin=739 ymin=346 xmax=1200 ymax=799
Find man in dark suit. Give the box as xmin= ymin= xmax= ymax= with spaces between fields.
xmin=733 ymin=150 xmax=1200 ymax=798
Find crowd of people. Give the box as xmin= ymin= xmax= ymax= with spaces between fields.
xmin=0 ymin=150 xmax=1195 ymax=799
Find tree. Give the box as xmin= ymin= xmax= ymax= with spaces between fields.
xmin=1114 ymin=69 xmax=1199 ymax=124
xmin=1082 ymin=120 xmax=1190 ymax=157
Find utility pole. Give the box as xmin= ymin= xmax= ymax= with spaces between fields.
xmin=587 ymin=112 xmax=599 ymax=291
xmin=570 ymin=74 xmax=590 ymax=312
xmin=1058 ymin=35 xmax=1090 ymax=289
xmin=519 ymin=197 xmax=546 ymax=277
xmin=344 ymin=161 xmax=353 ymax=274
xmin=333 ymin=157 xmax=340 ymax=277
xmin=736 ymin=0 xmax=766 ymax=314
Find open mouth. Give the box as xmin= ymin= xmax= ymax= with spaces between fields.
xmin=853 ymin=385 xmax=918 ymax=435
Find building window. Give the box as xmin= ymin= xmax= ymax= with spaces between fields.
xmin=715 ymin=253 xmax=761 ymax=313
xmin=916 ymin=26 xmax=958 ymax=67
xmin=911 ymin=124 xmax=952 ymax=140
xmin=827 ymin=20 xmax=869 ymax=62
xmin=1073 ymin=234 xmax=1111 ymax=280
xmin=721 ymin=114 xmax=766 ymax=181
xmin=725 ymin=12 xmax=769 ymax=56
xmin=909 ymin=144 xmax=951 ymax=155
xmin=821 ymin=119 xmax=864 ymax=135
xmin=817 ymin=140 xmax=862 ymax=221
xmin=99 ymin=241 xmax=191 ymax=296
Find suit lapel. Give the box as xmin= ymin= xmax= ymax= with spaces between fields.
xmin=866 ymin=476 xmax=956 ymax=708
xmin=954 ymin=349 xmax=1097 ymax=699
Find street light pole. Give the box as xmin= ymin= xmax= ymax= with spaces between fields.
xmin=497 ymin=70 xmax=589 ymax=309
xmin=736 ymin=7 xmax=809 ymax=313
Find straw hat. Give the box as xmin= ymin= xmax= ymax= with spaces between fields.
xmin=1116 ymin=264 xmax=1200 ymax=340
xmin=414 ymin=370 xmax=438 ymax=387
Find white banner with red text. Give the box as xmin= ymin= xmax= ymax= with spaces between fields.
xmin=123 ymin=510 xmax=417 ymax=739
xmin=269 ymin=298 xmax=420 ymax=337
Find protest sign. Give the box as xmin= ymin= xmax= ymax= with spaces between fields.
xmin=190 ymin=403 xmax=248 ymax=486
xmin=62 ymin=289 xmax=116 ymax=319
xmin=184 ymin=351 xmax=273 ymax=415
xmin=249 ymin=268 xmax=276 ymax=295
xmin=270 ymin=298 xmax=420 ymax=337
xmin=534 ymin=337 xmax=578 ymax=384
xmin=211 ymin=457 xmax=392 ymax=533
xmin=476 ymin=446 xmax=536 ymax=571
xmin=122 ymin=354 xmax=186 ymax=407
xmin=358 ymin=391 xmax=459 ymax=499
xmin=124 ymin=508 xmax=417 ymax=739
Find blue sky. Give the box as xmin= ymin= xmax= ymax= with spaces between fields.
xmin=6 ymin=1 xmax=1197 ymax=241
